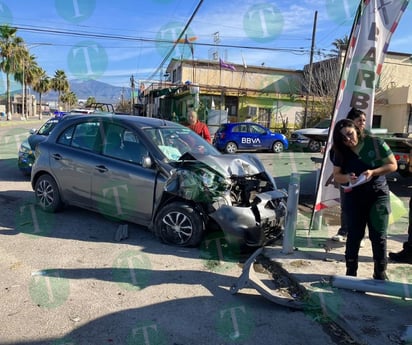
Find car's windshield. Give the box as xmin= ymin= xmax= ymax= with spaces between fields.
xmin=37 ymin=119 xmax=59 ymax=136
xmin=144 ymin=127 xmax=220 ymax=160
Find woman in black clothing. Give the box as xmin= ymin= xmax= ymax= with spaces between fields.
xmin=330 ymin=119 xmax=398 ymax=279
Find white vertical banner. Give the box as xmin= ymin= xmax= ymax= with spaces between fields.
xmin=312 ymin=0 xmax=409 ymax=222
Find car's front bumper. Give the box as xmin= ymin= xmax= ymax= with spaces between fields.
xmin=210 ymin=190 xmax=287 ymax=247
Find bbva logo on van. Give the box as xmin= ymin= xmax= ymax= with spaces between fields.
xmin=241 ymin=137 xmax=261 ymax=144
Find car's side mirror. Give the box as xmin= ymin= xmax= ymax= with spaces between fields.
xmin=142 ymin=155 xmax=152 ymax=168
xmin=29 ymin=128 xmax=37 ymax=134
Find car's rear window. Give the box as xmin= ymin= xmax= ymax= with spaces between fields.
xmin=217 ymin=124 xmax=230 ymax=132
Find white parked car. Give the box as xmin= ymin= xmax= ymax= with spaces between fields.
xmin=289 ymin=119 xmax=331 ymax=152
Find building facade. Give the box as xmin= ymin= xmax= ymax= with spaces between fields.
xmin=144 ymin=52 xmax=412 ymax=134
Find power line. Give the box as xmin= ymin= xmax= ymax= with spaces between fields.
xmin=146 ymin=0 xmax=204 ymax=81
xmin=19 ymin=24 xmax=311 ymax=54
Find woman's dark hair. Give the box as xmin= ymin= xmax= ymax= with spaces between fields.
xmin=346 ymin=107 xmax=365 ymax=120
xmin=332 ymin=119 xmax=362 ymax=162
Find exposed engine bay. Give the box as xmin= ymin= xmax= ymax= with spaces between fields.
xmin=164 ymin=152 xmax=288 ymax=247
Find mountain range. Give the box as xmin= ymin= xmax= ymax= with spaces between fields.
xmin=9 ymin=79 xmax=131 ymax=106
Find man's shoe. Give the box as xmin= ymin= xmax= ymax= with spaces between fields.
xmin=389 ymin=243 xmax=412 ymax=264
xmin=332 ymin=228 xmax=347 ymax=242
xmin=332 ymin=234 xmax=346 ymax=242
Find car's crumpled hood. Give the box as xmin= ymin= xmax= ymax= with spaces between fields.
xmin=163 ymin=152 xmax=276 ymax=204
xmin=177 ymin=152 xmax=268 ymax=178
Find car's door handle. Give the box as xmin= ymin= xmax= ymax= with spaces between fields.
xmin=95 ymin=165 xmax=108 ymax=173
xmin=51 ymin=153 xmax=62 ymax=160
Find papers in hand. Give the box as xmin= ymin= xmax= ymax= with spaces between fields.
xmin=342 ymin=174 xmax=369 ymax=192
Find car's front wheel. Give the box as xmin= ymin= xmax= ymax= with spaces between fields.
xmin=308 ymin=140 xmax=322 ymax=152
xmin=225 ymin=141 xmax=238 ymax=154
xmin=272 ymin=141 xmax=284 ymax=153
xmin=154 ymin=202 xmax=205 ymax=247
xmin=34 ymin=174 xmax=63 ymax=212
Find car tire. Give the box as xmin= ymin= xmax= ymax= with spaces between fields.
xmin=34 ymin=174 xmax=63 ymax=212
xmin=154 ymin=201 xmax=205 ymax=247
xmin=225 ymin=141 xmax=238 ymax=154
xmin=308 ymin=140 xmax=322 ymax=152
xmin=272 ymin=141 xmax=284 ymax=153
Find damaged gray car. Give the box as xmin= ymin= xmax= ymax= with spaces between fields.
xmin=31 ymin=114 xmax=287 ymax=248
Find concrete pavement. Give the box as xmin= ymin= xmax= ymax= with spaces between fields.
xmin=258 ymin=184 xmax=412 ymax=345
xmin=3 ymin=114 xmax=411 ymax=344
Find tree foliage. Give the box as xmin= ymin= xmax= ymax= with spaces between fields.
xmin=0 ymin=25 xmax=25 ymax=119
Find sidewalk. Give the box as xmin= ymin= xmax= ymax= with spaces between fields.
xmin=264 ymin=220 xmax=412 ymax=345
xmin=0 ymin=115 xmax=49 ymax=127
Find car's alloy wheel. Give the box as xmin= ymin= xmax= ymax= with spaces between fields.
xmin=154 ymin=202 xmax=204 ymax=246
xmin=34 ymin=174 xmax=63 ymax=212
xmin=308 ymin=140 xmax=322 ymax=152
xmin=272 ymin=141 xmax=284 ymax=153
xmin=225 ymin=141 xmax=238 ymax=154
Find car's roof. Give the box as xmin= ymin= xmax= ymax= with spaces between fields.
xmin=222 ymin=122 xmax=269 ymax=129
xmin=62 ymin=114 xmax=181 ymax=129
xmin=229 ymin=122 xmax=262 ymax=125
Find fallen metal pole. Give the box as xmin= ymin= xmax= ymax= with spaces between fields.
xmin=330 ymin=275 xmax=412 ymax=299
xmin=282 ymin=173 xmax=300 ymax=254
xmin=230 ymin=247 xmax=304 ymax=309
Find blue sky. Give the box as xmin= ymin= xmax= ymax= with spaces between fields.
xmin=1 ymin=0 xmax=411 ymax=91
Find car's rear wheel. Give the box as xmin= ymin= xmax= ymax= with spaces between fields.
xmin=34 ymin=174 xmax=63 ymax=212
xmin=272 ymin=141 xmax=284 ymax=153
xmin=308 ymin=140 xmax=322 ymax=152
xmin=225 ymin=141 xmax=238 ymax=154
xmin=154 ymin=202 xmax=205 ymax=247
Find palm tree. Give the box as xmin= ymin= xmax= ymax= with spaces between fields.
xmin=14 ymin=49 xmax=41 ymax=118
xmin=0 ymin=25 xmax=25 ymax=120
xmin=50 ymin=69 xmax=69 ymax=110
xmin=330 ymin=35 xmax=349 ymax=56
xmin=32 ymin=68 xmax=51 ymax=119
xmin=85 ymin=96 xmax=96 ymax=107
xmin=61 ymin=91 xmax=77 ymax=110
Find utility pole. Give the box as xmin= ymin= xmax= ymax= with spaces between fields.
xmin=130 ymin=75 xmax=135 ymax=115
xmin=303 ymin=10 xmax=317 ymax=128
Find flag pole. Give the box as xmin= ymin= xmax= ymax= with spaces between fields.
xmin=309 ymin=1 xmax=363 ymax=232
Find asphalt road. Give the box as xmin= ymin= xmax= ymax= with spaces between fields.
xmin=0 ymin=119 xmax=409 ymax=345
